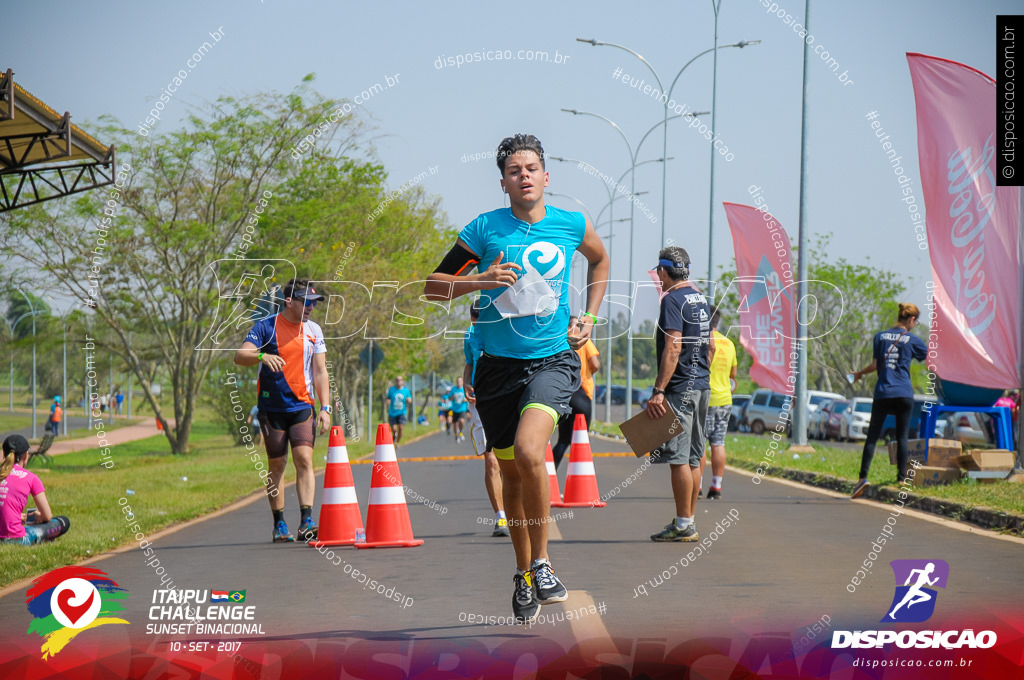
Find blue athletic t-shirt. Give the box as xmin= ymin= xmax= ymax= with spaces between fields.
xmin=872 ymin=327 xmax=927 ymax=400
xmin=386 ymin=386 xmax=411 ymax=417
xmin=463 ymin=325 xmax=485 ymax=383
xmin=448 ymin=386 xmax=469 ymax=413
xmin=459 ymin=206 xmax=586 ymax=360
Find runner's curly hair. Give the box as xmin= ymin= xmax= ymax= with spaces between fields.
xmin=496 ymin=134 xmax=545 ymax=175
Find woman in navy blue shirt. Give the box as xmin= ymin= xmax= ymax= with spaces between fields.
xmin=850 ymin=303 xmax=928 ymax=498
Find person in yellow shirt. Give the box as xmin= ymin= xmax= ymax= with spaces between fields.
xmin=702 ymin=306 xmax=736 ymax=499
xmin=551 ymin=316 xmax=600 ymax=468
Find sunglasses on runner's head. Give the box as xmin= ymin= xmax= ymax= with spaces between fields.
xmin=303 ymin=299 xmax=318 ymax=308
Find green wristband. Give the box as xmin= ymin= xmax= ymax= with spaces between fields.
xmin=582 ymin=312 xmax=598 ymax=323
xmin=257 ymin=352 xmax=265 ymax=361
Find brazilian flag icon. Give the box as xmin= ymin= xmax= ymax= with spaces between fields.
xmin=229 ymin=590 xmax=246 ymax=603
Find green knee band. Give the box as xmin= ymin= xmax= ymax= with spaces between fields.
xmin=494 ymin=445 xmax=515 ymax=461
xmin=522 ymin=402 xmax=558 ymax=431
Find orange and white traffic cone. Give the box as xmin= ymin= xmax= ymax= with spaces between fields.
xmin=355 ymin=424 xmax=424 ymax=549
xmin=559 ymin=414 xmax=606 ymax=507
xmin=311 ymin=427 xmax=364 ymax=547
xmin=545 ymin=442 xmax=565 ymax=507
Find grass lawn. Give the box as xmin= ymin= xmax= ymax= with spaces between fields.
xmin=723 ymin=434 xmax=1024 ymax=518
xmin=591 ymin=421 xmax=1024 ymax=522
xmin=0 ymin=419 xmax=434 ymax=590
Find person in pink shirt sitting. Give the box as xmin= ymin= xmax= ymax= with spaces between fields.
xmin=0 ymin=434 xmax=70 ymax=545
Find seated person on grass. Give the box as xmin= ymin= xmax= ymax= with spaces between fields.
xmin=0 ymin=434 xmax=70 ymax=545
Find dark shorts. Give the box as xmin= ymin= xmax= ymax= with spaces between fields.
xmin=474 ymin=349 xmax=581 ymax=453
xmin=652 ymin=389 xmax=710 ymax=467
xmin=260 ymin=408 xmax=316 ymax=459
xmin=389 ymin=413 xmax=407 ymax=426
xmin=451 ymin=409 xmax=468 ymax=422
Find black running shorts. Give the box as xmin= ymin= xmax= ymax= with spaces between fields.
xmin=260 ymin=408 xmax=316 ymax=458
xmin=473 ymin=349 xmax=581 ymax=454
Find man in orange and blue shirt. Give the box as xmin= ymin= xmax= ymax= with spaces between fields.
xmin=235 ymin=278 xmax=331 ymax=542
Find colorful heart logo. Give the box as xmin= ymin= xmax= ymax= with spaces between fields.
xmin=49 ymin=578 xmax=101 ymax=629
xmin=56 ymin=588 xmax=95 ymax=626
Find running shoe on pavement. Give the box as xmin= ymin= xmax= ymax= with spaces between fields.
xmin=650 ymin=520 xmax=698 ymax=542
xmin=512 ymin=572 xmax=540 ymax=623
xmin=273 ymin=520 xmax=295 ymax=543
xmin=706 ymin=487 xmax=722 ymax=500
xmin=851 ymin=479 xmax=870 ymax=499
xmin=298 ymin=517 xmax=318 ymax=540
xmin=530 ymin=559 xmax=568 ymax=604
xmin=492 ymin=518 xmax=510 ymax=538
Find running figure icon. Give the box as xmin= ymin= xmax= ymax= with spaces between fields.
xmin=887 ymin=562 xmax=939 ymax=620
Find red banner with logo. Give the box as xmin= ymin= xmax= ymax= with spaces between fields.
xmin=722 ymin=201 xmax=796 ymax=394
xmin=908 ymin=52 xmax=1022 ymax=388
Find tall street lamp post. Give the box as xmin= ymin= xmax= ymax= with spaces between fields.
xmin=16 ymin=289 xmax=39 ymax=438
xmin=576 ymin=36 xmax=760 ymax=248
xmin=561 ymin=110 xmax=707 ymax=418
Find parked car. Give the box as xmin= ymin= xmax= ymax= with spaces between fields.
xmin=839 ymin=398 xmax=874 ymax=441
xmin=942 ymin=411 xmax=993 ymax=447
xmin=637 ymin=387 xmax=653 ymax=410
xmin=821 ymin=399 xmax=850 ymax=440
xmin=593 ymin=384 xmax=648 ymax=406
xmin=808 ymin=390 xmax=846 ymax=415
xmin=742 ymin=388 xmax=795 ymax=435
xmin=593 ymin=384 xmax=616 ymax=404
xmin=729 ymin=394 xmax=751 ymax=432
xmin=809 ymin=398 xmax=842 ymax=439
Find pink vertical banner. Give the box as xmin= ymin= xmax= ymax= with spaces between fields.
xmin=908 ymin=52 xmax=1022 ymax=388
xmin=722 ymin=201 xmax=796 ymax=394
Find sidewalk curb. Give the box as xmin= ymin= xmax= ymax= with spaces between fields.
xmin=728 ymin=460 xmax=1024 ymax=535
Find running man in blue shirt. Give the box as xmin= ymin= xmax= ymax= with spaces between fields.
xmin=385 ymin=376 xmax=413 ymax=446
xmin=425 ymin=134 xmax=609 ymax=623
xmin=447 ymin=377 xmax=470 ymax=443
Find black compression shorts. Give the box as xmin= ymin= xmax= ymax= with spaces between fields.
xmin=260 ymin=408 xmax=316 ymax=459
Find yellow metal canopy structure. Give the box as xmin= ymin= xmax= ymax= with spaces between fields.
xmin=0 ymin=68 xmax=117 ymax=212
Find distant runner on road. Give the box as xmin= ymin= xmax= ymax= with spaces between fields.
xmin=235 ymin=278 xmax=331 ymax=543
xmin=385 ymin=376 xmax=413 ymax=446
xmin=447 ymin=377 xmax=470 ymax=443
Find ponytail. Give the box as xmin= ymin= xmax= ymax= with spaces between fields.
xmin=0 ymin=452 xmax=14 ymax=484
xmin=897 ymin=302 xmax=920 ymax=322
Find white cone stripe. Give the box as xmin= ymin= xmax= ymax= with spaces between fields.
xmin=322 ymin=486 xmax=358 ymax=505
xmin=369 ymin=486 xmax=407 ymax=505
xmin=571 ymin=430 xmax=590 ymax=444
xmin=568 ymin=461 xmax=596 ymax=477
xmin=374 ymin=445 xmax=397 ymax=462
xmin=546 ymin=462 xmax=556 ymax=475
xmin=327 ymin=446 xmax=350 ymax=464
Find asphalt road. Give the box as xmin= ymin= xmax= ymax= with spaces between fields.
xmin=1 ymin=429 xmax=1021 ymax=676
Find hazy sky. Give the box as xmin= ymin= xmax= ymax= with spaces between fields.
xmin=5 ymin=0 xmax=1017 ymax=323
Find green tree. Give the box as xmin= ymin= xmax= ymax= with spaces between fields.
xmin=713 ymin=234 xmax=921 ymax=399
xmin=3 ymin=77 xmax=444 ymax=453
